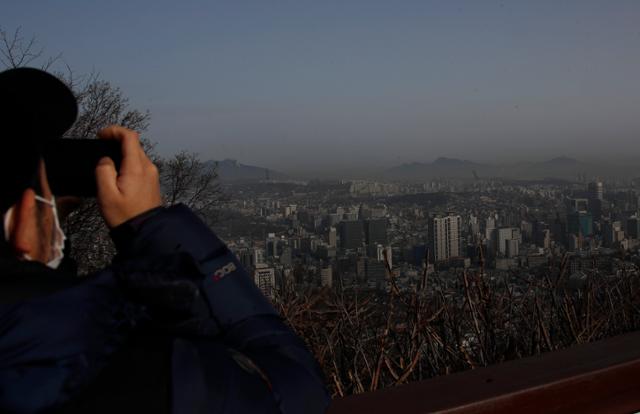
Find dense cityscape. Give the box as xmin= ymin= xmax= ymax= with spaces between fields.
xmin=215 ymin=174 xmax=640 ymax=299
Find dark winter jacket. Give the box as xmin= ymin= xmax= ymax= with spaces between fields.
xmin=0 ymin=204 xmax=330 ymax=413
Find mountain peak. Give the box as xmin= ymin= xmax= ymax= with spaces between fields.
xmin=219 ymin=159 xmax=240 ymax=166
xmin=209 ymin=159 xmax=288 ymax=182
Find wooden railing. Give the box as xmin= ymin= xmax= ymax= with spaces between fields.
xmin=328 ymin=331 xmax=640 ymax=413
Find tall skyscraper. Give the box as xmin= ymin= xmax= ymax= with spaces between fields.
xmin=485 ymin=216 xmax=497 ymax=242
xmin=339 ymin=221 xmax=364 ymax=250
xmin=567 ymin=211 xmax=593 ymax=237
xmin=328 ymin=227 xmax=337 ymax=248
xmin=266 ymin=233 xmax=278 ymax=257
xmin=588 ymin=181 xmax=604 ymax=201
xmin=364 ymin=219 xmax=388 ymax=246
xmin=586 ymin=182 xmax=604 ymax=219
xmin=429 ymin=214 xmax=462 ymax=262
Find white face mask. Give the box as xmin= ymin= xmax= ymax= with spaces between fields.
xmin=3 ymin=194 xmax=67 ymax=269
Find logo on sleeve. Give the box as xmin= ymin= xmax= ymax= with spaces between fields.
xmin=212 ymin=262 xmax=237 ymax=282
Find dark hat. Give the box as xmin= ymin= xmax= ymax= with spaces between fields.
xmin=0 ymin=67 xmax=78 ymax=212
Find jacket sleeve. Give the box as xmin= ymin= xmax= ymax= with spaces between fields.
xmin=0 ymin=270 xmax=144 ymax=414
xmin=221 ymin=315 xmax=331 ymax=414
xmin=111 ymin=204 xmax=331 ymax=413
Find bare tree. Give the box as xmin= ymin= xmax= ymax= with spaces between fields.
xmin=160 ymin=151 xmax=223 ymax=225
xmin=273 ymin=248 xmax=640 ymax=399
xmin=0 ymin=28 xmax=151 ymax=142
xmin=0 ymin=26 xmax=61 ymax=70
xmin=64 ymin=74 xmax=150 ymax=140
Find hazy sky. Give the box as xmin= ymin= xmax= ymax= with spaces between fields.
xmin=3 ymin=1 xmax=640 ymax=174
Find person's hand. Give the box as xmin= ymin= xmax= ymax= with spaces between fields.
xmin=95 ymin=125 xmax=162 ymax=228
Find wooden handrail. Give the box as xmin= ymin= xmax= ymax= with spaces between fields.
xmin=328 ymin=331 xmax=640 ymax=413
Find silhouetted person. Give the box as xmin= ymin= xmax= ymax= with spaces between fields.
xmin=0 ymin=68 xmax=329 ymax=414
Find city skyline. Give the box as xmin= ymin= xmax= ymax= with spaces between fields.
xmin=214 ymin=154 xmax=640 ymax=182
xmin=214 ymin=171 xmax=640 ymax=400
xmin=3 ymin=1 xmax=640 ymax=173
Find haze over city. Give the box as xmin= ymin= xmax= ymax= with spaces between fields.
xmin=6 ymin=3 xmax=640 ymax=408
xmin=3 ymin=0 xmax=640 ymax=176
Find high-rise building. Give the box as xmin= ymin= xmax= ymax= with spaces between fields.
xmin=520 ymin=220 xmax=533 ymax=242
xmin=375 ymin=244 xmax=385 ymax=262
xmin=280 ymin=247 xmax=292 ymax=266
xmin=254 ymin=265 xmax=276 ymax=299
xmin=320 ymin=267 xmax=333 ymax=288
xmin=496 ymin=227 xmax=521 ymax=258
xmin=327 ymin=214 xmax=342 ymax=226
xmin=343 ymin=212 xmax=358 ymax=221
xmin=469 ymin=215 xmax=480 ymax=237
xmin=568 ymin=198 xmax=589 ymax=213
xmin=364 ymin=219 xmax=388 ymax=246
xmin=505 ymin=238 xmax=519 ymax=258
xmin=284 ymin=205 xmax=297 ymax=217
xmin=429 ymin=214 xmax=462 ymax=262
xmin=485 ymin=216 xmax=497 ymax=243
xmin=339 ymin=221 xmax=364 ymax=250
xmin=603 ymin=220 xmax=624 ymax=246
xmin=567 ymin=211 xmax=593 ymax=237
xmin=252 ymin=248 xmax=265 ymax=266
xmin=568 ymin=234 xmax=581 ymax=252
xmin=358 ymin=204 xmax=372 ymax=220
xmin=588 ymin=181 xmax=604 ymax=201
xmin=238 ymin=249 xmax=253 ymax=270
xmin=328 ymin=227 xmax=337 ymax=248
xmin=266 ymin=233 xmax=278 ymax=257
xmin=627 ymin=217 xmax=640 ymax=240
xmin=588 ymin=198 xmax=603 ymax=220
xmin=364 ymin=258 xmax=386 ymax=286
xmin=533 ymin=221 xmax=550 ymax=247
xmin=586 ymin=181 xmax=604 ymax=220
xmin=536 ymin=229 xmax=551 ymax=249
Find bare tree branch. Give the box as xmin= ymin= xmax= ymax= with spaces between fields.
xmin=160 ymin=151 xmax=223 ymax=224
xmin=0 ymin=26 xmax=61 ymax=70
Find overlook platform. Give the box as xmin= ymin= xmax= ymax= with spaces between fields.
xmin=328 ymin=330 xmax=640 ymax=413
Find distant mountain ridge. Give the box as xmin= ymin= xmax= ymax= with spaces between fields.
xmin=384 ymin=156 xmax=637 ymax=181
xmin=206 ymin=156 xmax=639 ymax=182
xmin=432 ymin=157 xmax=482 ymax=166
xmin=207 ymin=159 xmax=289 ymax=182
